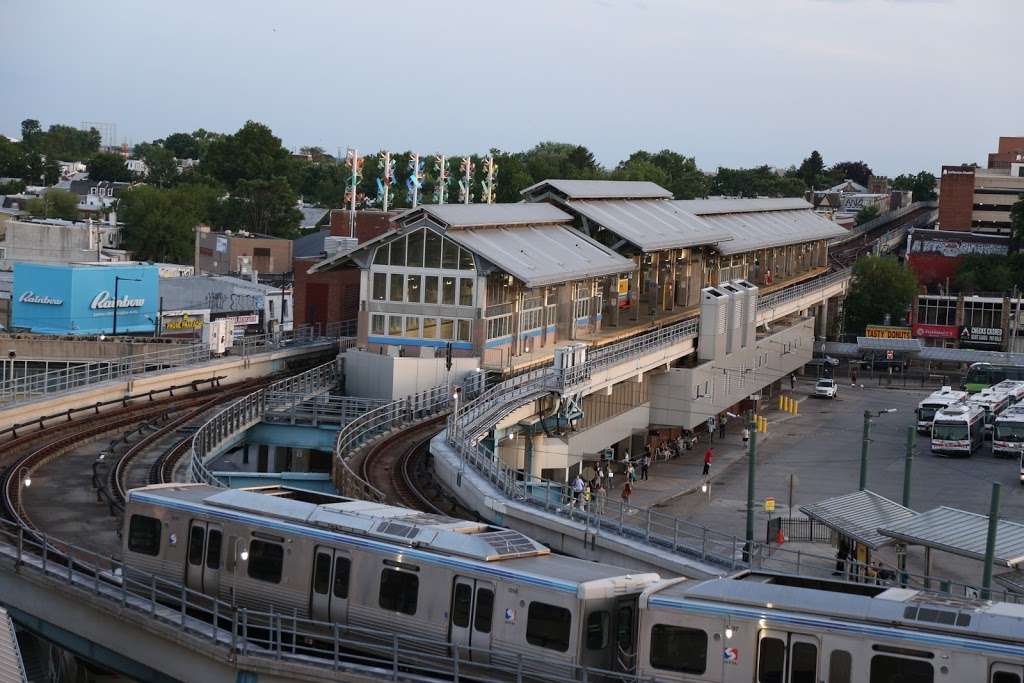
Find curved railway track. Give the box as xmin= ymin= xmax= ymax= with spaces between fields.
xmin=358 ymin=416 xmax=454 ymax=515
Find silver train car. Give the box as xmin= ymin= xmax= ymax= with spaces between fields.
xmin=636 ymin=572 xmax=1024 ymax=683
xmin=123 ymin=483 xmax=660 ymax=675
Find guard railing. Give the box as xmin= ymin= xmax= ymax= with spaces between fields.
xmin=189 ymin=361 xmax=339 ymax=486
xmin=263 ymin=393 xmax=388 ymax=427
xmin=231 ymin=324 xmax=348 ymax=357
xmin=755 ymin=268 xmax=851 ymax=314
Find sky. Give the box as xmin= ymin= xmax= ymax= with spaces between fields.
xmin=2 ymin=0 xmax=1022 ymax=177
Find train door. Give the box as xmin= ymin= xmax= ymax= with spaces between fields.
xmin=310 ymin=546 xmax=350 ymax=624
xmin=612 ymin=597 xmax=637 ymax=673
xmin=185 ymin=520 xmax=222 ymax=597
xmin=756 ymin=630 xmax=819 ymax=683
xmin=991 ymin=663 xmax=1024 ymax=683
xmin=449 ymin=576 xmax=495 ymax=663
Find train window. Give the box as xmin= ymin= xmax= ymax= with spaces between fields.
xmin=333 ymin=557 xmax=350 ymax=599
xmin=313 ymin=553 xmax=330 ymax=595
xmin=526 ymin=602 xmax=571 ymax=652
xmin=206 ymin=529 xmax=222 ymax=570
xmin=993 ymin=674 xmax=1021 ymax=683
xmin=586 ymin=611 xmax=610 ymax=650
xmin=791 ymin=641 xmax=817 ymax=683
xmin=247 ymin=541 xmax=283 ymax=584
xmin=870 ymin=655 xmax=933 ymax=683
xmin=187 ymin=526 xmax=205 ymax=566
xmin=128 ymin=515 xmax=161 ymax=556
xmin=828 ymin=650 xmax=852 ymax=683
xmin=474 ymin=588 xmax=494 ymax=634
xmin=379 ymin=569 xmax=418 ymax=615
xmin=757 ymin=637 xmax=785 ymax=683
xmin=649 ymin=624 xmax=707 ymax=674
xmin=452 ymin=583 xmax=471 ymax=628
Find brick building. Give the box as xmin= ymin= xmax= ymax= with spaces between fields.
xmin=937 ymin=137 xmax=1024 ymax=235
xmin=987 ymin=136 xmax=1024 ymax=169
xmin=194 ymin=227 xmax=293 ymax=276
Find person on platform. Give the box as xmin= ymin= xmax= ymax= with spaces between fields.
xmin=742 ymin=426 xmax=750 ymax=445
xmin=703 ymin=447 xmax=713 ymax=477
xmin=718 ymin=414 xmax=727 ymax=439
xmin=641 ymin=453 xmax=650 ymax=480
xmin=572 ymin=474 xmax=585 ymax=508
xmin=621 ymin=481 xmax=633 ymax=507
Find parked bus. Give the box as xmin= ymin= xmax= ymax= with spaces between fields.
xmin=968 ymin=389 xmax=1014 ymax=437
xmin=991 ymin=379 xmax=1024 ymax=404
xmin=915 ymin=386 xmax=967 ymax=433
xmin=931 ymin=403 xmax=985 ymax=456
xmin=963 ymin=362 xmax=1024 ymax=393
xmin=994 ymin=404 xmax=1024 ymax=460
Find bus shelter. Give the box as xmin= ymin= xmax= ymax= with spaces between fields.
xmin=800 ymin=490 xmax=916 ymax=581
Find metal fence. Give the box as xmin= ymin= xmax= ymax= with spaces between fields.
xmin=755 ymin=268 xmax=851 ymax=314
xmin=189 ymin=361 xmax=339 ymax=486
xmin=0 ymin=517 xmax=644 ymax=683
xmin=263 ymin=393 xmax=388 ymax=427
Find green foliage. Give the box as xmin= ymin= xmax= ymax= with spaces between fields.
xmin=293 ymin=160 xmax=345 ymax=207
xmin=20 ymin=119 xmax=41 ymax=147
xmin=844 ymin=255 xmax=918 ymax=335
xmin=855 ymin=204 xmax=881 ymax=226
xmin=827 ymin=161 xmax=873 ymax=187
xmin=613 ymin=150 xmax=708 ymax=199
xmin=0 ymin=137 xmax=34 ymax=180
xmin=710 ymin=165 xmax=805 ymax=197
xmin=1008 ymin=196 xmax=1024 ymax=253
xmin=26 ymin=189 xmax=79 ymax=220
xmin=134 ymin=142 xmax=179 ymax=187
xmin=953 ymin=253 xmax=1024 ymax=293
xmin=797 ymin=150 xmax=826 ymax=189
xmin=119 ymin=184 xmax=220 ymax=263
xmin=0 ymin=179 xmax=25 ymax=194
xmin=212 ymin=177 xmax=301 ymax=238
xmin=87 ymin=151 xmax=133 ymax=182
xmin=892 ymin=171 xmax=937 ymax=202
xmin=203 ymin=121 xmax=291 ymax=191
xmin=28 ymin=123 xmax=102 ymax=160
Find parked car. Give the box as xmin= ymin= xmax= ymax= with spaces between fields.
xmin=815 ymin=377 xmax=839 ymax=399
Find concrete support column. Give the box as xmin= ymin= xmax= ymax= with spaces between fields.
xmin=633 ymin=259 xmax=642 ymax=323
xmin=815 ymin=298 xmax=829 ymax=339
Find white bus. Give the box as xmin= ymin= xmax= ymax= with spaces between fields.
xmin=993 ymin=404 xmax=1024 ymax=460
xmin=931 ymin=403 xmax=986 ymax=456
xmin=915 ymin=386 xmax=967 ymax=433
xmin=967 ymin=388 xmax=1014 ymax=438
xmin=992 ymin=379 xmax=1024 ymax=405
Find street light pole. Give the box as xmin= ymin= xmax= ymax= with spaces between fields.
xmin=744 ymin=410 xmax=758 ymax=563
xmin=111 ymin=275 xmax=141 ymax=337
xmin=860 ymin=408 xmax=897 ymax=491
xmin=982 ymin=482 xmax=1002 ymax=600
xmin=902 ymin=426 xmax=915 ymax=508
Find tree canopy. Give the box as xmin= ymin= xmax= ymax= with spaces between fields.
xmin=26 ymin=189 xmax=79 ymax=220
xmin=844 ymin=255 xmax=918 ymax=335
xmin=20 ymin=119 xmax=101 ymax=160
xmin=119 ymin=184 xmax=220 ymax=263
xmin=855 ymin=204 xmax=880 ymax=226
xmin=710 ymin=165 xmax=805 ymax=197
xmin=1011 ymin=195 xmax=1024 ymax=253
xmin=87 ymin=151 xmax=133 ymax=182
xmin=213 ymin=177 xmax=302 ymax=238
xmin=829 ymin=161 xmax=873 ymax=187
xmin=202 ymin=121 xmax=292 ymax=190
xmin=612 ymin=150 xmax=709 ymax=199
xmin=892 ymin=171 xmax=937 ymax=202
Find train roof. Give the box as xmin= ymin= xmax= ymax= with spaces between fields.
xmin=129 ymin=484 xmax=661 ymax=595
xmin=641 ymin=572 xmax=1024 ymax=647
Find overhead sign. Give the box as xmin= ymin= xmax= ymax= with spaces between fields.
xmin=912 ymin=323 xmax=959 ymax=340
xmin=233 ymin=314 xmax=259 ymax=326
xmin=865 ymin=325 xmax=912 ymax=340
xmin=18 ymin=291 xmax=63 ymax=306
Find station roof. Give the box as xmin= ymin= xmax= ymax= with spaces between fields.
xmin=856 ymin=337 xmax=924 ymax=352
xmin=521 ymin=179 xmax=672 ymax=200
xmin=672 ymin=199 xmax=848 ymax=255
xmin=448 ymin=224 xmax=635 ymax=288
xmin=396 ymin=202 xmax=570 ymax=228
xmin=800 ymin=490 xmax=916 ymax=549
xmin=563 ymin=199 xmax=733 ymax=251
xmin=879 ymin=507 xmax=1024 ymax=568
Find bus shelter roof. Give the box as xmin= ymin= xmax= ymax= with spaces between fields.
xmin=800 ymin=490 xmax=916 ymax=550
xmin=879 ymin=506 xmax=1024 ymax=568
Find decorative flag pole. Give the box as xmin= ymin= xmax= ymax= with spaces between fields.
xmin=375 ymin=151 xmax=396 ymax=212
xmin=458 ymin=156 xmax=475 ymax=204
xmin=344 ymin=148 xmax=363 ymax=238
xmin=481 ymin=154 xmax=498 ymax=204
xmin=433 ymin=155 xmax=449 ymax=204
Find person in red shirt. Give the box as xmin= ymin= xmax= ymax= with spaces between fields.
xmin=703 ymin=448 xmax=713 ymax=477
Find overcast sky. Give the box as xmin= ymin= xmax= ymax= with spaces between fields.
xmin=3 ymin=0 xmax=1021 ymax=176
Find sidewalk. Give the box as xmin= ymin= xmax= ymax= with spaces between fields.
xmin=613 ymin=397 xmax=807 ymax=510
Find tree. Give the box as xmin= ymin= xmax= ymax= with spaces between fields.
xmin=202 ymin=121 xmax=292 ymax=190
xmin=855 ymin=204 xmax=881 ymax=225
xmin=39 ymin=124 xmax=101 ymax=160
xmin=213 ymin=176 xmax=301 ymax=238
xmin=1009 ymin=195 xmax=1024 ymax=253
xmin=0 ymin=179 xmax=25 ymax=194
xmin=892 ymin=171 xmax=937 ymax=202
xmin=119 ymin=184 xmax=220 ymax=263
xmin=710 ymin=165 xmax=805 ymax=197
xmin=87 ymin=151 xmax=133 ymax=182
xmin=0 ymin=137 xmax=31 ymax=179
xmin=954 ymin=254 xmax=1019 ymax=293
xmin=613 ymin=149 xmax=709 ymax=198
xmin=797 ymin=150 xmax=826 ymax=189
xmin=844 ymin=255 xmax=918 ymax=335
xmin=135 ymin=142 xmax=179 ymax=187
xmin=20 ymin=119 xmax=41 ymax=148
xmin=829 ymin=161 xmax=873 ymax=187
xmin=26 ymin=189 xmax=79 ymax=220
xmin=611 ymin=155 xmax=670 ymax=188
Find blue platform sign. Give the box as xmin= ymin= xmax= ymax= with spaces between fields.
xmin=12 ymin=263 xmax=159 ymax=335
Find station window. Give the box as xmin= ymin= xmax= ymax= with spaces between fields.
xmin=442 ymin=241 xmax=459 ymax=269
xmin=442 ymin=277 xmax=456 ymax=305
xmin=407 ymin=275 xmax=422 ymax=303
xmin=389 ymin=274 xmax=404 ymax=302
xmin=459 ymin=248 xmax=474 ymax=270
xmin=585 ymin=611 xmax=609 ymax=650
xmin=407 ymin=230 xmax=424 ymax=267
xmin=405 ymin=316 xmax=420 ymax=337
xmin=374 ymin=245 xmax=389 ymax=265
xmin=422 ymin=318 xmax=437 ymax=339
xmin=474 ymin=587 xmax=494 ymax=633
xmin=869 ymin=655 xmax=932 ymax=683
xmin=424 ymin=276 xmax=439 ymax=304
xmin=247 ymin=540 xmax=284 ymax=584
xmin=829 ymin=650 xmax=852 ymax=683
xmin=372 ymin=273 xmax=386 ymax=301
xmin=425 ymin=231 xmax=442 ymax=268
xmin=379 ymin=568 xmax=418 ymax=615
xmin=457 ymin=319 xmax=471 ymax=342
xmin=440 ymin=319 xmax=454 ymax=340
xmin=459 ymin=278 xmax=473 ymax=306
xmin=371 ymin=314 xmax=385 ymax=336
xmin=525 ymin=602 xmax=571 ymax=652
xmin=389 ymin=237 xmax=405 ymax=266
xmin=388 ymin=315 xmax=402 ymax=336
xmin=650 ymin=624 xmax=707 ymax=674
xmin=128 ymin=515 xmax=161 ymax=556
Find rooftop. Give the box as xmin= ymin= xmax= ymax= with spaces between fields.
xmin=521 ymin=179 xmax=673 ymax=200
xmin=675 ymin=200 xmax=846 ymax=255
xmin=800 ymin=490 xmax=917 ymax=549
xmin=879 ymin=507 xmax=1024 ymax=567
xmin=561 ymin=198 xmax=732 ymax=251
xmin=396 ymin=202 xmax=571 ymax=228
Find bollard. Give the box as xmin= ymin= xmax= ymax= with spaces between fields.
xmin=793 ymin=398 xmax=799 ymax=415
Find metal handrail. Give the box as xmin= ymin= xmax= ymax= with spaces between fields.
xmin=755 ymin=268 xmax=851 ymax=313
xmin=189 ymin=361 xmax=339 ymax=486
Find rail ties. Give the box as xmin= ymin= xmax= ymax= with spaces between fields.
xmin=359 ymin=417 xmax=449 ymax=514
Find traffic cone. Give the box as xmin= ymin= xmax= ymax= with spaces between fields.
xmin=776 ymin=527 xmax=785 ymax=545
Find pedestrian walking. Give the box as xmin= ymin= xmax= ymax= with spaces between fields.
xmin=718 ymin=414 xmax=727 ymax=439
xmin=572 ymin=474 xmax=585 ymax=508
xmin=621 ymin=481 xmax=633 ymax=507
xmin=790 ymin=373 xmax=796 ymax=390
xmin=742 ymin=427 xmax=750 ymax=445
xmin=706 ymin=416 xmax=716 ymax=444
xmin=627 ymin=462 xmax=636 ymax=483
xmin=641 ymin=454 xmax=650 ymax=480
xmin=851 ymin=367 xmax=859 ymax=386
xmin=702 ymin=447 xmax=713 ymax=477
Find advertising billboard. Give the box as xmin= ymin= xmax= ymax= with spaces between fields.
xmin=865 ymin=325 xmax=912 ymax=340
xmin=12 ymin=263 xmax=159 ymax=335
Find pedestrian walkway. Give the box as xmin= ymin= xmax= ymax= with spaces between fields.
xmin=612 ymin=396 xmax=807 ymax=509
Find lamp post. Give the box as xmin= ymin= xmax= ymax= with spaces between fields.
xmin=111 ymin=275 xmax=141 ymax=336
xmin=860 ymin=408 xmax=897 ymax=491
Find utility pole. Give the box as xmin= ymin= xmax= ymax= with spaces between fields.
xmin=112 ymin=275 xmax=140 ymax=336
xmin=744 ymin=410 xmax=757 ymax=563
xmin=860 ymin=408 xmax=897 ymax=491
xmin=902 ymin=426 xmax=915 ymax=508
xmin=981 ymin=482 xmax=1002 ymax=600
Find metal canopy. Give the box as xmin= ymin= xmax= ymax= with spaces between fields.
xmin=856 ymin=337 xmax=924 ymax=352
xmin=800 ymin=490 xmax=916 ymax=549
xmin=396 ymin=202 xmax=571 ymax=228
xmin=564 ymin=198 xmax=732 ymax=251
xmin=679 ymin=205 xmax=848 ymax=255
xmin=521 ymin=179 xmax=673 ymax=200
xmin=879 ymin=507 xmax=1024 ymax=568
